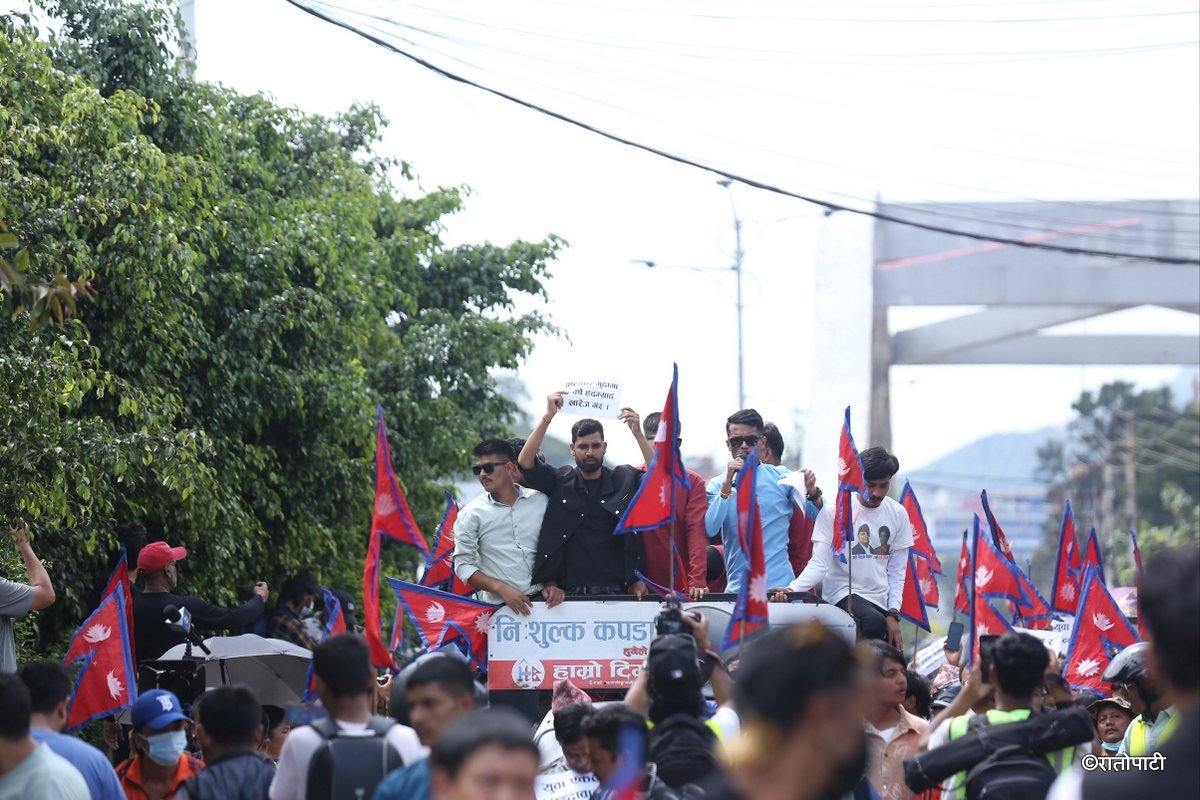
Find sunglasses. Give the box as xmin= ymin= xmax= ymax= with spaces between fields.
xmin=727 ymin=434 xmax=761 ymax=448
xmin=471 ymin=461 xmax=509 ymax=476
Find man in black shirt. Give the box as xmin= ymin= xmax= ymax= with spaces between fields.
xmin=132 ymin=541 xmax=269 ymax=662
xmin=518 ymin=391 xmax=652 ymax=598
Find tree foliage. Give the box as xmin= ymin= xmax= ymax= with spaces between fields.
xmin=0 ymin=1 xmax=560 ymax=656
xmin=1033 ymin=380 xmax=1199 ymax=587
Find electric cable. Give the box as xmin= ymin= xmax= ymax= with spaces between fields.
xmin=287 ymin=0 xmax=1200 ymax=265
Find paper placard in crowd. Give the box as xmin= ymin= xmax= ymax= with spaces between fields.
xmin=914 ymin=635 xmax=948 ymax=677
xmin=560 ymin=379 xmax=622 ymax=419
xmin=535 ymin=770 xmax=599 ymax=800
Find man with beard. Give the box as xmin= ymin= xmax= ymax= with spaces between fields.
xmin=706 ymin=409 xmax=816 ymax=594
xmin=519 ymin=391 xmax=651 ymax=598
xmin=703 ymin=622 xmax=874 ymax=800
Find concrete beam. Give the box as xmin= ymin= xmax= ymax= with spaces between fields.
xmin=891 ymin=306 xmax=1120 ymax=365
xmin=917 ymin=335 xmax=1200 ymax=365
xmin=874 ymin=262 xmax=1200 ymax=307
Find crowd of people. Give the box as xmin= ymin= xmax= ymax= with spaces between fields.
xmin=1 ymin=397 xmax=1196 ymax=800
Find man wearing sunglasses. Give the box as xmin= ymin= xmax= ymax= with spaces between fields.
xmin=705 ymin=409 xmax=817 ymax=595
xmin=452 ymin=439 xmax=552 ymax=614
xmin=518 ymin=391 xmax=653 ymax=599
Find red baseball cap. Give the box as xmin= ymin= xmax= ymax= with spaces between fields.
xmin=137 ymin=541 xmax=188 ymax=573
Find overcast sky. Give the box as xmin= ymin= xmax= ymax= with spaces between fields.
xmin=44 ymin=0 xmax=1200 ymax=478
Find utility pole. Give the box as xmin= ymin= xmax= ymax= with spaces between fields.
xmin=718 ymin=179 xmax=745 ymax=409
xmin=1123 ymin=411 xmax=1137 ymax=530
xmin=178 ymin=0 xmax=197 ymax=76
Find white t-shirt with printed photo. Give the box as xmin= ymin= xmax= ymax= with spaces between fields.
xmin=790 ymin=494 xmax=914 ymax=611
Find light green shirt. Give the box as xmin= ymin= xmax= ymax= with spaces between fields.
xmin=453 ymin=486 xmax=548 ymax=604
xmin=0 ymin=743 xmax=89 ymax=800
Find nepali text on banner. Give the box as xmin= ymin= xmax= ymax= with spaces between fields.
xmin=486 ymin=600 xmax=856 ymax=690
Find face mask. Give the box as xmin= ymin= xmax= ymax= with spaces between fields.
xmin=301 ymin=602 xmax=314 ymax=616
xmin=1102 ymin=741 xmax=1122 ymax=753
xmin=145 ymin=729 xmax=188 ymax=767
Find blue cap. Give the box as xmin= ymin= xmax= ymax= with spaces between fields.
xmin=131 ymin=689 xmax=189 ymax=731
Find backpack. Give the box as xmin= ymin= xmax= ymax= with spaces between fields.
xmin=305 ymin=715 xmax=404 ymax=800
xmin=962 ymin=716 xmax=1059 ymax=800
xmin=648 ymin=714 xmax=719 ymax=789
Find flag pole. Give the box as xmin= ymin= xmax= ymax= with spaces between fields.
xmin=911 ymin=624 xmax=919 ymax=665
xmin=847 ymin=520 xmax=855 ymax=636
xmin=669 ymin=515 xmax=678 ymax=598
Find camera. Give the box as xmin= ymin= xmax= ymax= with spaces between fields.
xmin=138 ymin=661 xmax=207 ymax=711
xmin=654 ymin=597 xmax=700 ymax=638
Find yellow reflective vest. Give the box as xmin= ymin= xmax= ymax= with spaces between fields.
xmin=1127 ymin=709 xmax=1181 ymax=756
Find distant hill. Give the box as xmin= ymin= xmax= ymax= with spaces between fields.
xmin=906 ymin=426 xmax=1061 ymax=492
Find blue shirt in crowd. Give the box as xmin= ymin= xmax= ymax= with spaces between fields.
xmin=372 ymin=756 xmax=431 ymax=800
xmin=31 ymin=727 xmax=125 ymax=800
xmin=705 ymin=462 xmax=807 ymax=593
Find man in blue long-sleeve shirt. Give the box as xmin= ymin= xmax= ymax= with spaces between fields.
xmin=705 ymin=409 xmax=818 ymax=594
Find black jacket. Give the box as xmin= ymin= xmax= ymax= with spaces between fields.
xmin=522 ymin=460 xmax=645 ymax=590
xmin=176 ymin=751 xmax=276 ymax=800
xmin=133 ymin=589 xmax=265 ymax=663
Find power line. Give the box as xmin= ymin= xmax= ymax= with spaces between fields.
xmin=327 ymin=0 xmax=1200 ymax=197
xmin=287 ymin=0 xmax=1200 ymax=266
xmin=516 ymin=0 xmax=1197 ymax=23
xmin=310 ymin=1 xmax=1197 ymax=64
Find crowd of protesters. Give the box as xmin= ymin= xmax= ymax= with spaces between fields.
xmin=1 ymin=394 xmax=1197 ymax=800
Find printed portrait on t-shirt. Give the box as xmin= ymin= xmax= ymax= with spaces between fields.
xmin=851 ymin=524 xmax=871 ymax=555
xmin=872 ymin=526 xmax=892 ymax=556
xmin=835 ymin=501 xmax=912 ymax=566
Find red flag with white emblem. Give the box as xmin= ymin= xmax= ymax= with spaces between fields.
xmin=722 ymin=448 xmax=769 ymax=648
xmin=1051 ymin=501 xmax=1083 ymax=615
xmin=973 ymin=515 xmax=1031 ymax=608
xmin=980 ymin=489 xmax=1016 ymax=563
xmin=1083 ymin=527 xmax=1106 ymax=586
xmin=900 ymin=480 xmax=942 ymax=573
xmin=915 ymin=553 xmax=940 ymax=608
xmin=616 ymin=364 xmax=688 ymax=534
xmin=1063 ymin=565 xmax=1139 ymax=695
xmin=419 ymin=494 xmax=473 ymax=597
xmin=363 ymin=407 xmax=429 ymax=668
xmin=64 ymin=591 xmax=137 ymax=731
xmin=979 ymin=490 xmax=1054 ymax=624
xmin=371 ymin=408 xmax=428 ymax=554
xmin=954 ymin=530 xmax=971 ymax=616
xmin=971 ymin=595 xmax=1015 ymax=661
xmin=100 ymin=546 xmax=136 ymax=664
xmin=832 ymin=407 xmax=868 ymax=562
xmin=900 ymin=551 xmax=931 ymax=632
xmin=387 ymin=578 xmax=500 ymax=669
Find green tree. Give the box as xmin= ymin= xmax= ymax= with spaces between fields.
xmin=1032 ymin=380 xmax=1199 ymax=587
xmin=1 ymin=1 xmax=560 ymax=657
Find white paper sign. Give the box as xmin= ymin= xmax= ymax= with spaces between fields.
xmin=561 ymin=379 xmax=622 ymax=419
xmin=536 ymin=771 xmax=599 ymax=800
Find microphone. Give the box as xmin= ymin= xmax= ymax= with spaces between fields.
xmin=163 ymin=604 xmax=191 ymax=635
xmin=164 ymin=605 xmax=210 ymax=655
